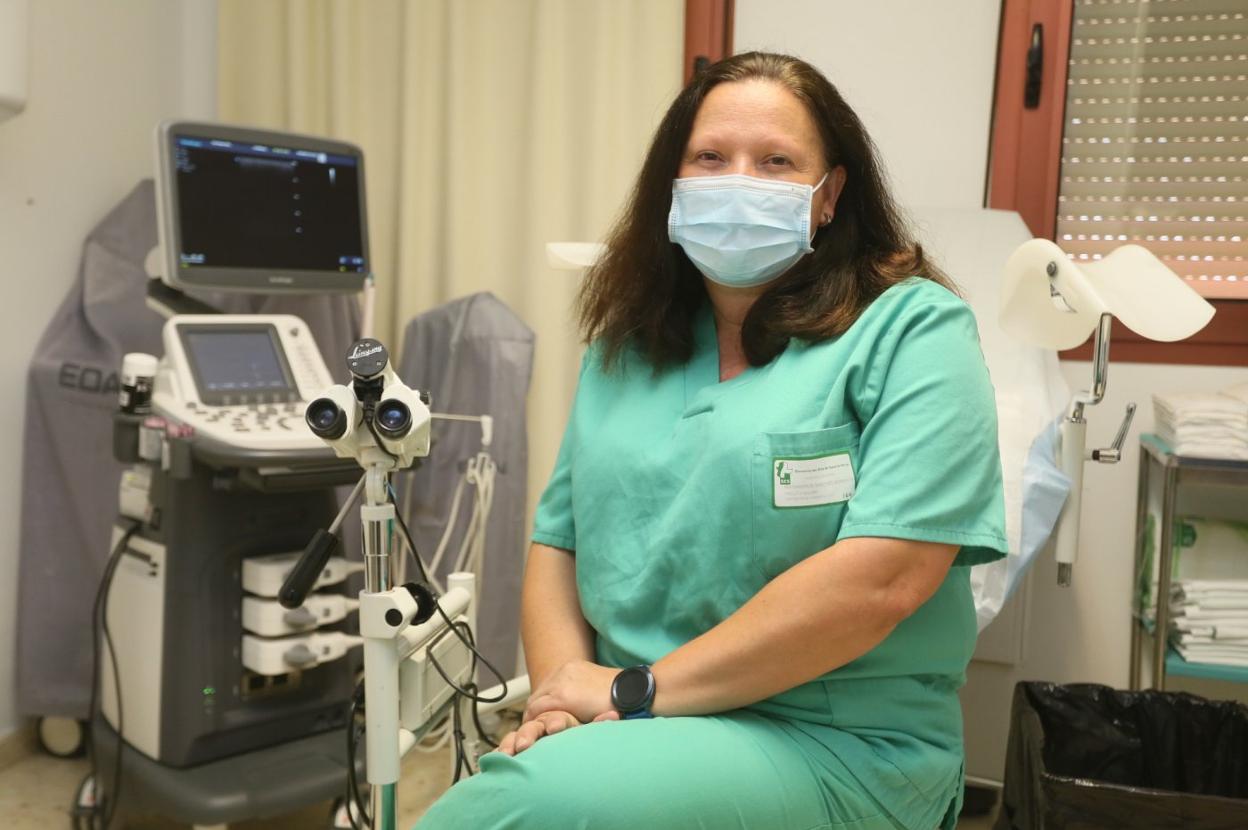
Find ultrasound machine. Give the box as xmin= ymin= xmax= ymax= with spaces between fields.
xmin=79 ymin=121 xmax=480 ymax=830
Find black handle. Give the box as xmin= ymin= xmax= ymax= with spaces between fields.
xmin=404 ymin=582 xmax=438 ymax=625
xmin=278 ymin=529 xmax=339 ymax=609
xmin=1024 ymin=23 xmax=1043 ymax=109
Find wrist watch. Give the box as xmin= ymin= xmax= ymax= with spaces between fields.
xmin=610 ymin=665 xmax=656 ymax=719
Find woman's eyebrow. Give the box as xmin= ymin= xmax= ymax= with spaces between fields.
xmin=688 ymin=131 xmax=807 ymax=154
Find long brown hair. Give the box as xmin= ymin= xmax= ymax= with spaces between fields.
xmin=577 ymin=51 xmax=953 ymax=370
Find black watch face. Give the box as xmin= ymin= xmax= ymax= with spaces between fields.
xmin=614 ymin=668 xmax=652 ymax=711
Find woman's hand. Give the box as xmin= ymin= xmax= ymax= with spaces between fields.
xmin=496 ymin=709 xmax=580 ymax=756
xmin=523 ymin=659 xmax=618 ymax=724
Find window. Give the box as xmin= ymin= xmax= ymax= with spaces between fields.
xmin=990 ymin=0 xmax=1248 ymax=365
xmin=1060 ymin=0 xmax=1247 ymax=299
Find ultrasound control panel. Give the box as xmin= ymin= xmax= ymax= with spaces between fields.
xmin=152 ymin=315 xmax=336 ymax=452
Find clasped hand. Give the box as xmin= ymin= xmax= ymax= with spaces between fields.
xmin=496 ymin=660 xmax=620 ymax=756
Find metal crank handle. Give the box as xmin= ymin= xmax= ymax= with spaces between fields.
xmin=1090 ymin=403 xmax=1137 ymax=464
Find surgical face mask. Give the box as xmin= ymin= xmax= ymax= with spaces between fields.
xmin=668 ymin=173 xmax=827 ymax=288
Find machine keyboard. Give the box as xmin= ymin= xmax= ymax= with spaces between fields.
xmin=168 ymin=400 xmax=327 ymax=452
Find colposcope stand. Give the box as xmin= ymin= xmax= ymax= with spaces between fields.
xmin=282 ymin=435 xmax=478 ymax=830
xmin=359 ymin=461 xmax=404 ymax=828
xmin=284 ymin=453 xmax=423 ymax=830
xmin=280 ymin=337 xmax=533 ymax=829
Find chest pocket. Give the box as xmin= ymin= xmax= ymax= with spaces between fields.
xmin=751 ymin=423 xmax=860 ymax=580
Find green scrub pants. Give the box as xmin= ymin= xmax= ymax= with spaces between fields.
xmin=416 ymin=711 xmax=905 ymax=829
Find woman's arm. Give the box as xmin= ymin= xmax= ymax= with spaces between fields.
xmin=524 ymin=536 xmax=957 ymax=723
xmin=520 ymin=542 xmax=596 ymax=692
xmin=650 ymin=536 xmax=957 ymax=716
xmin=495 ymin=543 xmax=596 ymax=756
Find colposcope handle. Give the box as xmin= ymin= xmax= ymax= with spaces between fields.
xmin=278 ymin=529 xmax=339 ymax=609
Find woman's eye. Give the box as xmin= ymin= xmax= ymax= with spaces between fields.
xmin=696 ymin=151 xmax=721 ymax=163
xmin=765 ymin=156 xmax=791 ymax=167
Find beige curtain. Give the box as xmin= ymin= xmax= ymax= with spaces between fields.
xmin=218 ymin=0 xmax=684 ymax=517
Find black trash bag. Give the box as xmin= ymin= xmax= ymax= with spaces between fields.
xmin=996 ymin=681 xmax=1248 ymax=830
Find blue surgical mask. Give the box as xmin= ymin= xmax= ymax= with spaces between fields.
xmin=668 ymin=173 xmax=828 ymax=288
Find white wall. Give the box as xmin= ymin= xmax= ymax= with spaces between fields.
xmin=734 ymin=0 xmax=1002 ymax=210
xmin=0 ymin=0 xmax=216 ymax=738
xmin=737 ymin=0 xmax=1248 ymax=782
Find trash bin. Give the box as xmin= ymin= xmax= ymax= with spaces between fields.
xmin=996 ymin=681 xmax=1248 ymax=829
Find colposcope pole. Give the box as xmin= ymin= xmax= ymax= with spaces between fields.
xmin=362 ymin=462 xmax=400 ymax=830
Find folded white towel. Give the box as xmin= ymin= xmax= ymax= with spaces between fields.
xmin=1179 ymin=579 xmax=1248 ymax=592
xmin=1173 ymin=609 xmax=1248 ymax=621
xmin=1180 ymin=599 xmax=1248 ymax=612
xmin=1152 ymin=388 xmax=1248 ymax=461
xmin=1173 ymin=631 xmax=1248 ymax=644
xmin=1173 ymin=650 xmax=1248 ymax=668
xmin=1171 ymin=621 xmax=1248 ymax=639
xmin=1174 ymin=585 xmax=1248 ymax=596
xmin=1154 ymin=433 xmax=1248 ymax=461
xmin=1154 ymin=391 xmax=1248 ymax=418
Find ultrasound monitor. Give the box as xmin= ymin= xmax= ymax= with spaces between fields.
xmin=154 ymin=121 xmax=369 ymax=294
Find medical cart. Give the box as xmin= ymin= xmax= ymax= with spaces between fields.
xmin=1129 ymin=433 xmax=1248 ymax=691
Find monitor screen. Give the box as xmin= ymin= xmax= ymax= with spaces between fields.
xmin=156 ymin=121 xmax=369 ymax=294
xmin=179 ymin=325 xmax=297 ymax=405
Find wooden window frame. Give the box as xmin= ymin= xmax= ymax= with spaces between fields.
xmin=684 ymin=0 xmax=734 ymax=84
xmin=987 ymin=0 xmax=1248 ymax=367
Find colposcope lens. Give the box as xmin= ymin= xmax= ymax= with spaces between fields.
xmin=375 ymin=400 xmax=411 ymax=438
xmin=306 ymin=398 xmax=347 ymax=439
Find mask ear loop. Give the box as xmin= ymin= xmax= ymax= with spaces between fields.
xmin=812 ymin=172 xmax=832 ymax=234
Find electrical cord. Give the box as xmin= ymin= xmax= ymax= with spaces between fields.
xmin=387 ymin=491 xmax=507 ymax=703
xmin=425 ymin=622 xmax=506 ymax=705
xmin=386 ymin=484 xmax=434 ymax=590
xmin=365 ymin=416 xmax=401 ymax=466
xmin=345 ymin=682 xmax=370 ymax=830
xmin=465 ymin=683 xmax=499 ymax=750
xmin=451 ymin=455 xmax=495 ymax=584
xmin=84 ymin=520 xmax=140 ymax=830
xmin=450 ymin=693 xmax=469 ymax=784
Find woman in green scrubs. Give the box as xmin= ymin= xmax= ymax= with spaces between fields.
xmin=419 ymin=51 xmax=1006 ymax=830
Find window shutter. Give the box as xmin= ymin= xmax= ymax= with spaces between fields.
xmin=1059 ymin=0 xmax=1248 ymax=298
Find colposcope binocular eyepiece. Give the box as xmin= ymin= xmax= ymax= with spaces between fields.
xmin=306 ymin=397 xmax=349 ymax=440
xmin=374 ymin=399 xmax=413 ymax=439
xmin=305 ymin=385 xmax=358 ymax=441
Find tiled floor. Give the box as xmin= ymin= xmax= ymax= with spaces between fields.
xmin=0 ymin=744 xmax=1000 ymax=829
xmin=0 ymin=744 xmax=454 ymax=828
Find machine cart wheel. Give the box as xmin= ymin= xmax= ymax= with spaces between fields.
xmin=38 ymin=715 xmax=87 ymax=757
xmin=71 ymin=773 xmax=99 ymax=830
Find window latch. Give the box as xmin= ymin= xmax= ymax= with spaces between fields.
xmin=1024 ymin=23 xmax=1043 ymax=109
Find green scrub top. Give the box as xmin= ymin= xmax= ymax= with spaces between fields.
xmin=531 ymin=277 xmax=1008 ymax=829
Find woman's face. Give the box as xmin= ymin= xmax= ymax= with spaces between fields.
xmin=679 ymin=79 xmax=846 ymax=230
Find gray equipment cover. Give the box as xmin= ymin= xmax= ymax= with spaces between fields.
xmin=17 ymin=180 xmax=360 ymax=719
xmin=396 ymin=293 xmax=534 ymax=678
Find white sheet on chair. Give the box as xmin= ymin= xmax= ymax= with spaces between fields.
xmin=909 ymin=207 xmax=1071 ymax=630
